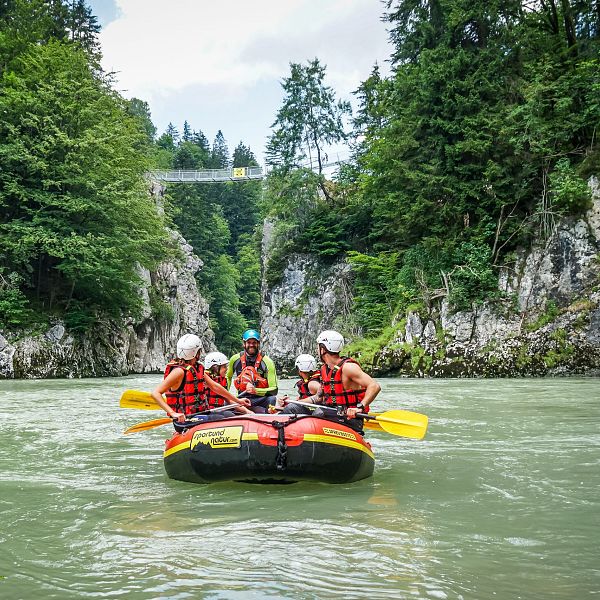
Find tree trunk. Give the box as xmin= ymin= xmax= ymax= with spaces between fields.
xmin=560 ymin=0 xmax=578 ymax=52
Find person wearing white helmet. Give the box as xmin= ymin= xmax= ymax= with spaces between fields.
xmin=203 ymin=352 xmax=231 ymax=409
xmin=293 ymin=354 xmax=320 ymax=399
xmin=311 ymin=329 xmax=381 ymax=431
xmin=226 ymin=329 xmax=279 ymax=413
xmin=151 ymin=334 xmax=251 ymax=424
xmin=276 ymin=354 xmax=322 ymax=414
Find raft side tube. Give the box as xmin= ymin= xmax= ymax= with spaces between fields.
xmin=163 ymin=414 xmax=375 ymax=484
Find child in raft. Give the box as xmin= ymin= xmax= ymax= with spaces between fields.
xmin=274 ymin=354 xmax=321 ymax=414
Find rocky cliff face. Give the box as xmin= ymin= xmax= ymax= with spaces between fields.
xmin=261 ymin=178 xmax=600 ymax=377
xmin=0 ymin=184 xmax=214 ymax=379
xmin=260 ymin=220 xmax=353 ymax=372
xmin=373 ymin=176 xmax=600 ymax=376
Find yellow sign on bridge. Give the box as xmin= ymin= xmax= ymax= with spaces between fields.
xmin=232 ymin=167 xmax=247 ymax=178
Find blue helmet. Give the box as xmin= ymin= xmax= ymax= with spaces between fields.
xmin=242 ymin=329 xmax=261 ymax=342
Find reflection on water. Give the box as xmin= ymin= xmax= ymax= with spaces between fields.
xmin=1 ymin=375 xmax=599 ymax=599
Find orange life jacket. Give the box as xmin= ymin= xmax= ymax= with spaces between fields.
xmin=295 ymin=372 xmax=321 ymax=399
xmin=206 ymin=374 xmax=228 ymax=408
xmin=319 ymin=357 xmax=367 ymax=409
xmin=164 ymin=361 xmax=208 ymax=415
xmin=233 ymin=351 xmax=268 ymax=391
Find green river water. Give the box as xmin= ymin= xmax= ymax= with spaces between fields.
xmin=0 ymin=376 xmax=599 ymax=599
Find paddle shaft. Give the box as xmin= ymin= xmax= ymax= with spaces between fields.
xmin=123 ymin=403 xmax=241 ymax=434
xmin=284 ymin=400 xmax=427 ymax=438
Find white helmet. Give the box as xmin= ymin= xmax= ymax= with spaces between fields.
xmin=204 ymin=351 xmax=229 ymax=370
xmin=295 ymin=354 xmax=317 ymax=372
xmin=316 ymin=330 xmax=344 ymax=353
xmin=176 ymin=334 xmax=202 ymax=360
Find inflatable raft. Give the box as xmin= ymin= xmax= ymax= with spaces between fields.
xmin=163 ymin=413 xmax=375 ymax=484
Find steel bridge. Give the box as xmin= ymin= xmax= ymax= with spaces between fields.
xmin=149 ymin=166 xmax=263 ymax=183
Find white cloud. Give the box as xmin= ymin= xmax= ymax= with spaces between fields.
xmin=98 ymin=0 xmax=392 ymax=159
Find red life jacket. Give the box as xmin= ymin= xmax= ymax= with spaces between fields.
xmin=319 ymin=357 xmax=367 ymax=409
xmin=233 ymin=352 xmax=268 ymax=391
xmin=163 ymin=361 xmax=208 ymax=415
xmin=295 ymin=372 xmax=321 ymax=399
xmin=206 ymin=374 xmax=228 ymax=408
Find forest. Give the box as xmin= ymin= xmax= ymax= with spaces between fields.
xmin=1 ymin=0 xmax=599 ymax=356
xmin=263 ymin=0 xmax=600 ymax=347
xmin=0 ymin=0 xmax=261 ymax=353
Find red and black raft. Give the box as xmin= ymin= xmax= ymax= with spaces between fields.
xmin=163 ymin=414 xmax=375 ymax=484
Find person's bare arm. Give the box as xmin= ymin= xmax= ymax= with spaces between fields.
xmin=151 ymin=369 xmax=185 ymax=422
xmin=307 ymin=379 xmax=321 ymax=395
xmin=343 ymin=362 xmax=381 ymax=419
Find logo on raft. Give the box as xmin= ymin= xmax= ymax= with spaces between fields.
xmin=190 ymin=426 xmax=243 ymax=450
xmin=322 ymin=427 xmax=357 ymax=441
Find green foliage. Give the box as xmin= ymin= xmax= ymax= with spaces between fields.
xmin=126 ymin=97 xmax=156 ymax=142
xmin=526 ymin=300 xmax=561 ymax=331
xmin=296 ymin=207 xmax=350 ymax=259
xmin=447 ymin=241 xmax=500 ymax=311
xmin=148 ymin=288 xmax=175 ymax=324
xmin=0 ymin=270 xmax=32 ymax=328
xmin=266 ymin=58 xmax=351 ymax=175
xmin=543 ymin=328 xmax=575 ymax=368
xmin=209 ymin=130 xmax=230 ymax=168
xmin=549 ymin=158 xmax=593 ymax=215
xmin=345 ymin=325 xmax=399 ymax=370
xmin=62 ymin=299 xmax=97 ymax=331
xmin=204 ymin=254 xmax=246 ymax=354
xmin=232 ymin=142 xmax=258 ymax=168
xmin=347 ymin=252 xmax=403 ymax=335
xmin=0 ymin=41 xmax=171 ymax=329
xmin=0 ymin=0 xmax=100 ymax=74
xmin=236 ymin=234 xmax=261 ymax=324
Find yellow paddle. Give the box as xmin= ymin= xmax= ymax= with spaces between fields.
xmin=123 ymin=404 xmax=242 ymax=434
xmin=124 ymin=417 xmax=172 ymax=434
xmin=362 ymin=409 xmax=428 ymax=439
xmin=120 ymin=390 xmax=428 ymax=439
xmin=120 ymin=389 xmax=163 ymax=410
xmin=120 ymin=389 xmax=249 ymax=410
xmin=279 ymin=400 xmax=428 ymax=440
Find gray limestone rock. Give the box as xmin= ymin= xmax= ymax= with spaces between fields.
xmin=0 ymin=183 xmax=214 ymax=379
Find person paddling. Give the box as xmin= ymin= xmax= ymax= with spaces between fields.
xmin=307 ymin=330 xmax=381 ymax=432
xmin=151 ymin=334 xmax=251 ymax=425
xmin=226 ymin=329 xmax=279 ymax=413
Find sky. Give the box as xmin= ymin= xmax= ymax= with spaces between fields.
xmin=89 ymin=0 xmax=393 ymax=165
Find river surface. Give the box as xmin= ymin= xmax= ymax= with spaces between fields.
xmin=0 ymin=376 xmax=599 ymax=599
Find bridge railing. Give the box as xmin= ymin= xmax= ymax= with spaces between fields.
xmin=149 ymin=166 xmax=264 ymax=183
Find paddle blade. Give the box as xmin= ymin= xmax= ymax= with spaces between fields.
xmin=373 ymin=410 xmax=428 ymax=440
xmin=120 ymin=389 xmax=161 ymax=410
xmin=363 ymin=413 xmax=383 ymax=432
xmin=124 ymin=417 xmax=172 ymax=434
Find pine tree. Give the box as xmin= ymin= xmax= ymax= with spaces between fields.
xmin=232 ymin=141 xmax=258 ymax=167
xmin=266 ymin=58 xmax=351 ymax=176
xmin=157 ymin=122 xmax=179 ymax=153
xmin=66 ymin=0 xmax=100 ymax=55
xmin=210 ymin=130 xmax=230 ymax=169
xmin=126 ymin=98 xmax=156 ymax=141
xmin=182 ymin=120 xmax=192 ymax=142
xmin=192 ymin=130 xmax=211 ymax=167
